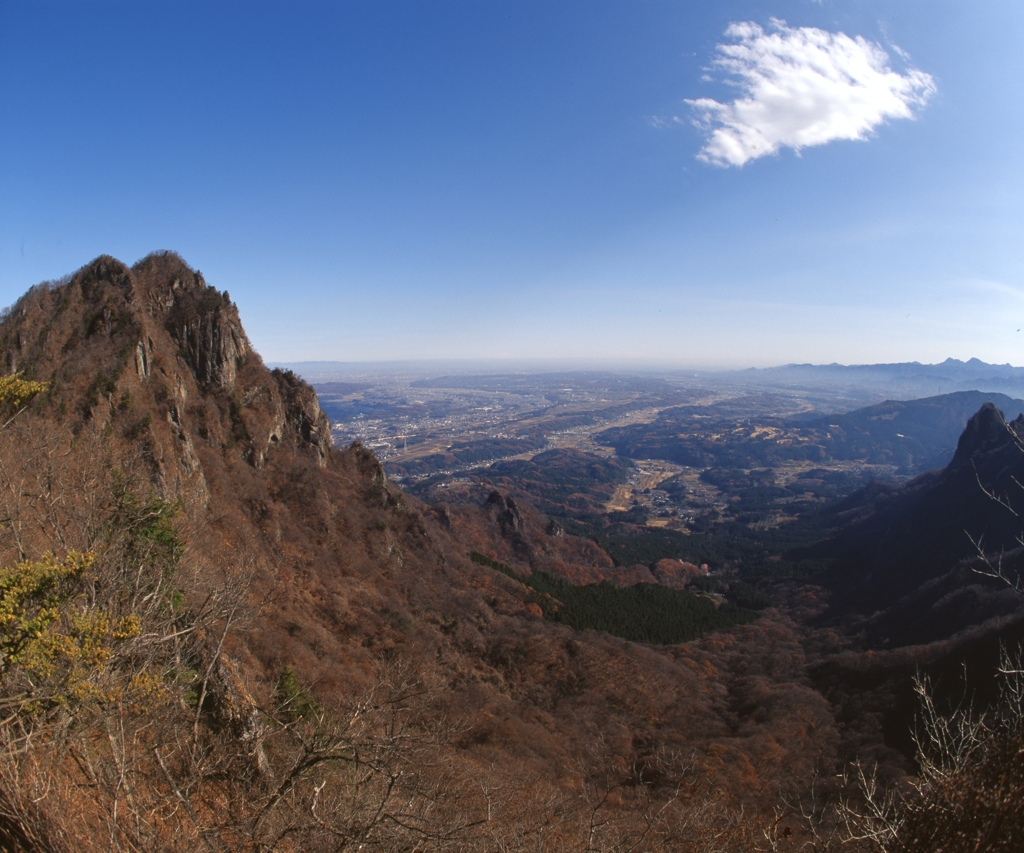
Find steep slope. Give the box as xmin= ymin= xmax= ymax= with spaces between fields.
xmin=598 ymin=389 xmax=1024 ymax=475
xmin=3 ymin=253 xmax=330 ymax=474
xmin=795 ymin=390 xmax=1024 ymax=472
xmin=0 ymin=254 xmax=848 ymax=851
xmin=809 ymin=403 xmax=1024 ymax=644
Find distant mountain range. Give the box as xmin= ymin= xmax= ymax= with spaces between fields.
xmin=735 ymin=357 xmax=1024 ymax=400
xmin=279 ymin=356 xmax=1024 ymax=399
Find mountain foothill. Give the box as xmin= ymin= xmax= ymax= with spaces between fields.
xmin=0 ymin=253 xmax=1021 ymax=851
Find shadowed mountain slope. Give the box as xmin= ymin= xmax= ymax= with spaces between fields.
xmin=806 ymin=403 xmax=1024 ymax=644
xmin=795 ymin=390 xmax=1024 ymax=473
xmin=598 ymin=389 xmax=1024 ymax=475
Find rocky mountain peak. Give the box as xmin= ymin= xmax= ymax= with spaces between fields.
xmin=131 ymin=251 xmax=250 ymax=389
xmin=949 ymin=401 xmax=1013 ymax=470
xmin=0 ymin=253 xmax=332 ymax=501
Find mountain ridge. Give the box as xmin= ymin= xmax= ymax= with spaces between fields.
xmin=0 ymin=254 xmax=849 ymax=850
xmin=739 ymin=358 xmax=1024 ymax=400
xmin=809 ymin=401 xmax=1024 ymax=641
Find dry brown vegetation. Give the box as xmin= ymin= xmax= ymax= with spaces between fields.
xmin=0 ymin=253 xmax=1018 ymax=851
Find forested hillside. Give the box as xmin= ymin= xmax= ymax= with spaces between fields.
xmin=598 ymin=390 xmax=1024 ymax=474
xmin=0 ymin=253 xmax=1020 ymax=851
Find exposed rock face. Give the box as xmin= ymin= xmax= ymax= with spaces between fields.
xmin=949 ymin=402 xmax=1021 ymax=470
xmin=167 ymin=287 xmax=249 ymax=388
xmin=816 ymin=402 xmax=1024 ymax=638
xmin=0 ymin=252 xmax=333 ymax=510
xmin=486 ymin=490 xmax=523 ymax=537
xmin=210 ymin=655 xmax=271 ymax=777
xmin=139 ymin=256 xmax=252 ymax=392
xmin=546 ymin=518 xmax=564 ymax=538
xmin=273 ymin=367 xmax=332 ymax=466
xmin=433 ymin=504 xmax=453 ymax=530
xmin=485 ymin=489 xmax=531 ymax=560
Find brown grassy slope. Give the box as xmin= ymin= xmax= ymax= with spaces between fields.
xmin=0 ymin=254 xmax=845 ymax=833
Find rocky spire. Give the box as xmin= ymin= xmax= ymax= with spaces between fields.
xmin=949 ymin=402 xmax=1012 ymax=470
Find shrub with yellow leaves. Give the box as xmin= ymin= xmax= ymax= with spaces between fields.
xmin=0 ymin=551 xmax=95 ymax=678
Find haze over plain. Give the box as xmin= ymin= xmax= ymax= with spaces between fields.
xmin=2 ymin=1 xmax=1022 ymax=367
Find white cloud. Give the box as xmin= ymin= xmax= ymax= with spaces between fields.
xmin=686 ymin=20 xmax=935 ymax=167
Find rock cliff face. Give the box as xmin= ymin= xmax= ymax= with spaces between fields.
xmin=164 ymin=281 xmax=249 ymax=388
xmin=948 ymin=402 xmax=1022 ymax=471
xmin=486 ymin=489 xmax=523 ymax=536
xmin=273 ymin=366 xmax=332 ymax=467
xmin=0 ymin=252 xmax=332 ymax=506
xmin=816 ymin=401 xmax=1024 ymax=639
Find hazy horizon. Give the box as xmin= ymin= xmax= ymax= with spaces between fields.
xmin=271 ymin=355 xmax=1024 ymax=381
xmin=3 ymin=2 xmax=1022 ymax=366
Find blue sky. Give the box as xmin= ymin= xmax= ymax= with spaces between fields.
xmin=2 ymin=1 xmax=1023 ymax=368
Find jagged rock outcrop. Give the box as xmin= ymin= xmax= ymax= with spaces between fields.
xmin=0 ymin=253 xmax=332 ymax=510
xmin=814 ymin=402 xmax=1024 ymax=637
xmin=432 ymin=504 xmax=453 ymax=530
xmin=545 ymin=518 xmax=564 ymax=538
xmin=273 ymin=367 xmax=332 ymax=466
xmin=163 ymin=279 xmax=249 ymax=389
xmin=485 ymin=489 xmax=532 ymax=560
xmin=209 ymin=655 xmax=272 ymax=777
xmin=486 ymin=490 xmax=523 ymax=536
xmin=949 ymin=402 xmax=1023 ymax=470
